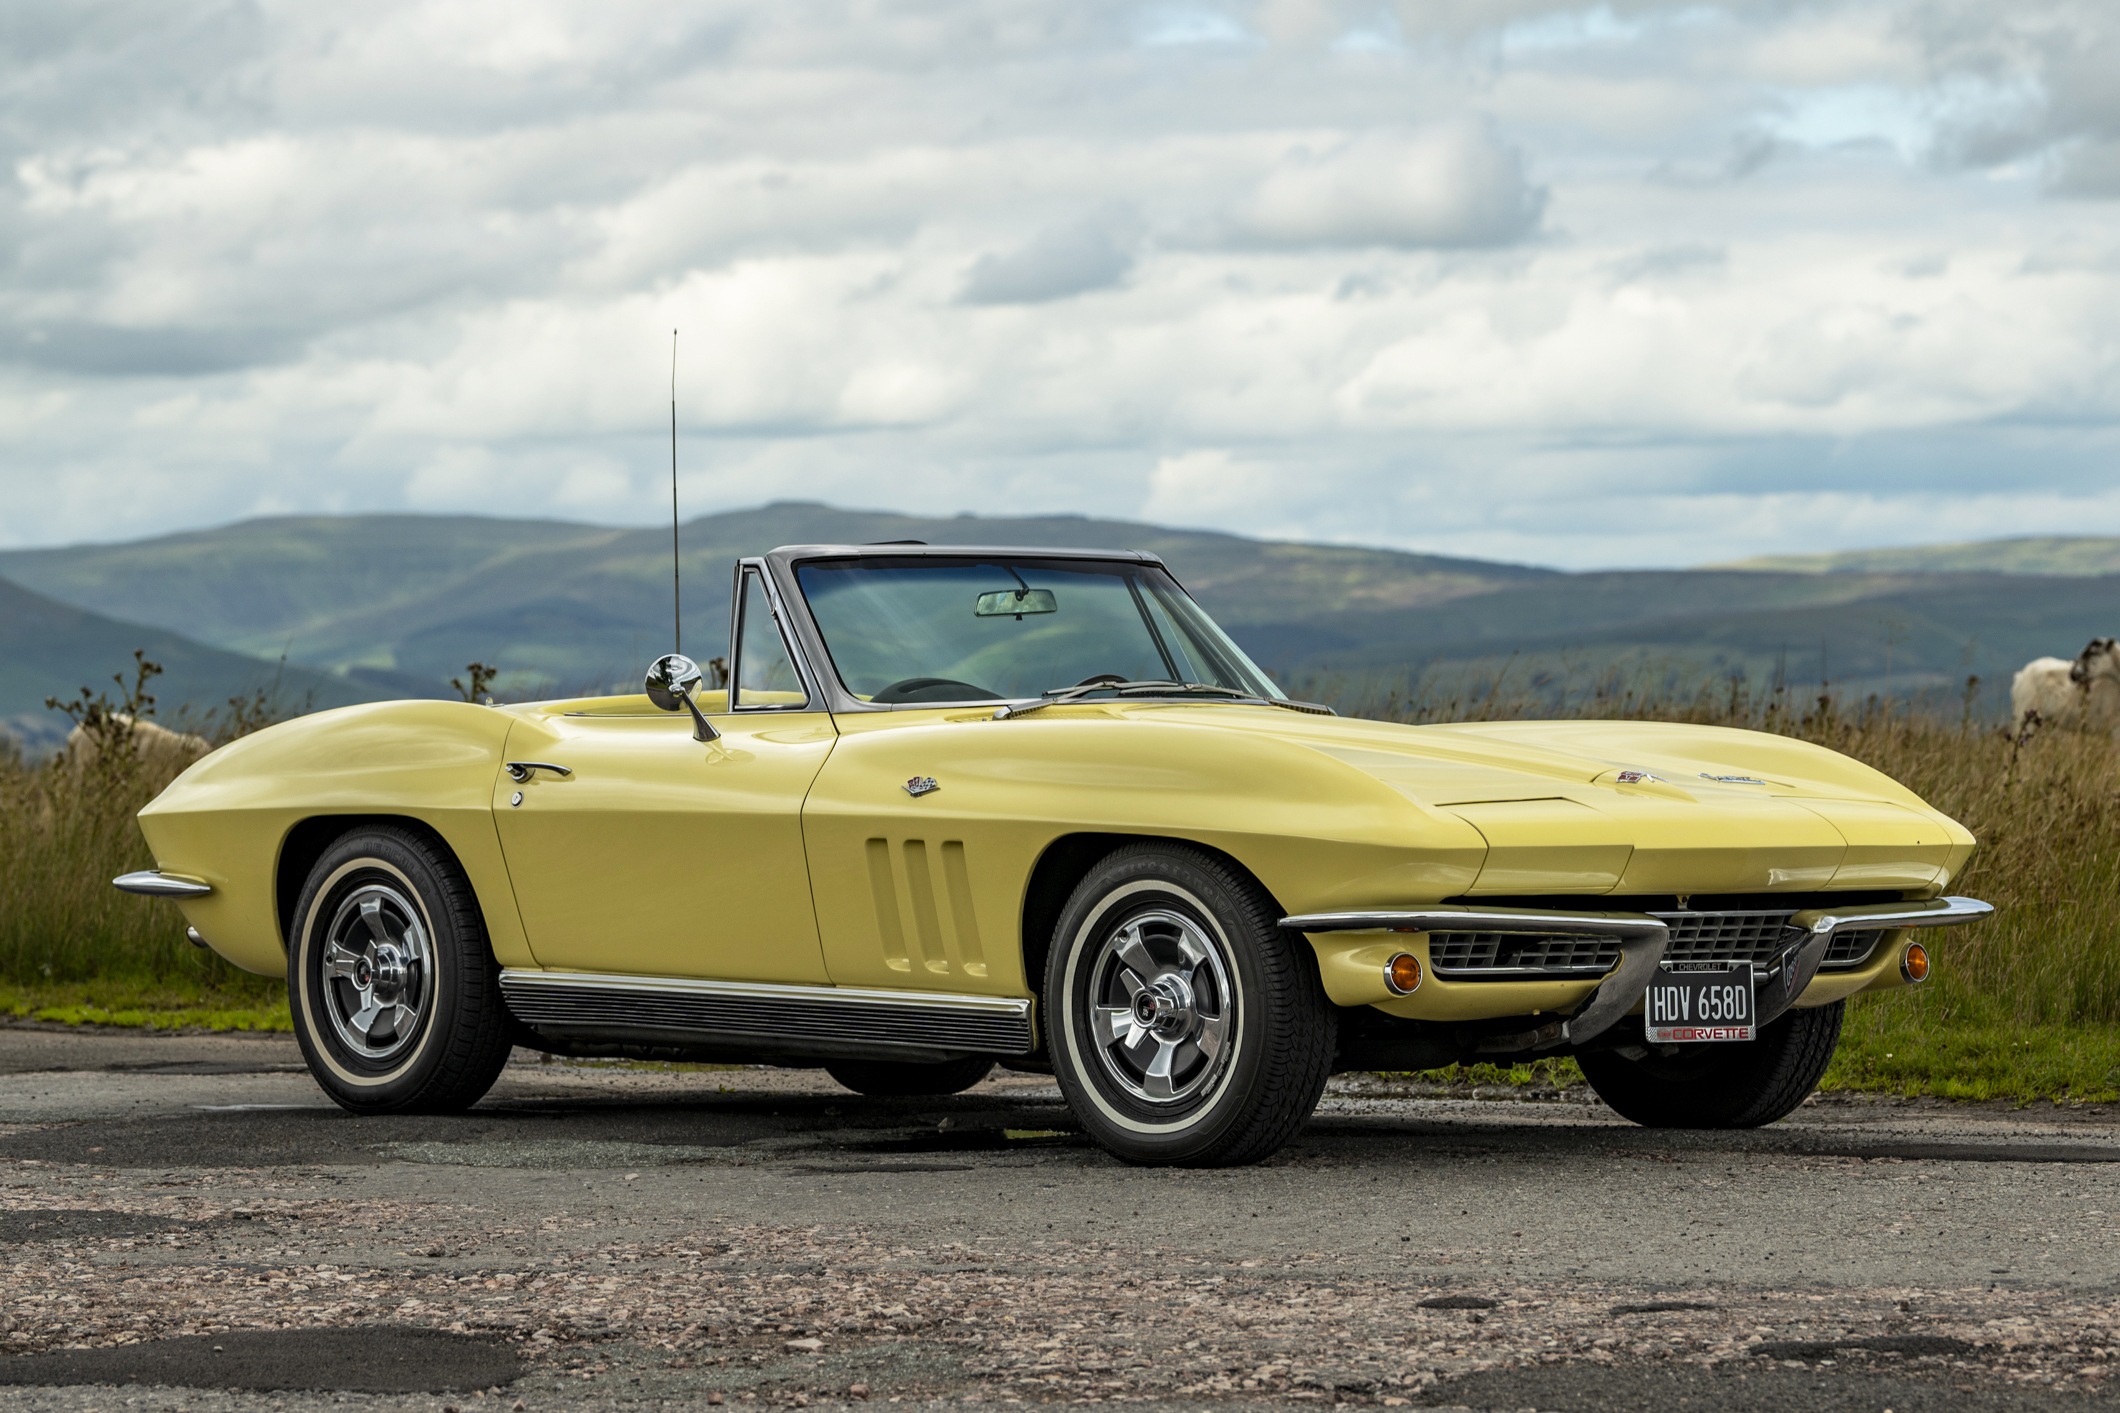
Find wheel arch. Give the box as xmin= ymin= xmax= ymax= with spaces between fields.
xmin=275 ymin=814 xmax=477 ymax=952
xmin=1018 ymin=831 xmax=1291 ymax=1037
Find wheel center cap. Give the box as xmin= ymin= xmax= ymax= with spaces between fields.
xmin=370 ymin=944 xmax=407 ymax=1000
xmin=1134 ymin=975 xmax=1196 ymax=1037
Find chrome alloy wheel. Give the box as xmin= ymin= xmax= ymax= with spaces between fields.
xmin=319 ymin=883 xmax=431 ymax=1062
xmin=1087 ymin=908 xmax=1237 ymax=1105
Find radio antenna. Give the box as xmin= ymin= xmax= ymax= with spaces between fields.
xmin=669 ymin=328 xmax=680 ymax=654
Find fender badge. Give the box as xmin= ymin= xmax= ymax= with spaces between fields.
xmin=904 ymin=776 xmax=940 ymax=797
xmin=1699 ymin=773 xmax=1768 ymax=785
xmin=1614 ymin=770 xmax=1663 ymax=784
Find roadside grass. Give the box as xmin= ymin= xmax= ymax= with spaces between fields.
xmin=1828 ymin=989 xmax=2120 ymax=1104
xmin=1376 ymin=1002 xmax=2120 ymax=1105
xmin=0 ymin=979 xmax=289 ymax=1032
xmin=1385 ymin=1056 xmax=1585 ymax=1092
xmin=6 ymin=654 xmax=2118 ymax=1105
xmin=0 ymin=659 xmax=289 ymax=996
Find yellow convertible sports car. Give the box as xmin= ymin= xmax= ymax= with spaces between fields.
xmin=117 ymin=544 xmax=1990 ymax=1165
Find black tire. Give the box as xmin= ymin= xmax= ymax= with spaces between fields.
xmin=825 ymin=1056 xmax=995 ymax=1096
xmin=287 ymin=825 xmax=512 ymax=1115
xmin=1045 ymin=844 xmax=1334 ymax=1167
xmin=1578 ymin=1000 xmax=1844 ymax=1128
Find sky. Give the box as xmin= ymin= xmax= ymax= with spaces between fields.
xmin=2 ymin=1 xmax=2117 ymax=570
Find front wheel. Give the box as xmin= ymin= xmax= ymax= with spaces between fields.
xmin=288 ymin=825 xmax=512 ymax=1114
xmin=1578 ymin=1000 xmax=1844 ymax=1128
xmin=1046 ymin=844 xmax=1334 ymax=1166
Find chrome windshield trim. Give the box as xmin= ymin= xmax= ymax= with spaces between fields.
xmin=762 ymin=545 xmax=1272 ymax=717
xmin=112 ymin=871 xmax=213 ymax=898
xmin=995 ymin=691 xmax=1334 ymax=720
xmin=729 ymin=558 xmax=823 ymax=712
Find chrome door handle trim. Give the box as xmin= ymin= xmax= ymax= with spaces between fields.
xmin=505 ymin=761 xmax=573 ymax=782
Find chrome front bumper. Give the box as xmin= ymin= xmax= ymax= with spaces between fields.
xmin=1283 ymin=896 xmax=1993 ymax=1050
xmin=112 ymin=870 xmax=213 ymax=898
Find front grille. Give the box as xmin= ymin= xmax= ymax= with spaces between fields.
xmin=1428 ymin=931 xmax=1622 ymax=976
xmin=1427 ymin=909 xmax=1894 ymax=980
xmin=1824 ymin=929 xmax=1883 ymax=967
xmin=1655 ymin=911 xmax=1798 ymax=967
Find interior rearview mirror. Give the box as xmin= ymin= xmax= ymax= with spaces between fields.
xmin=644 ymin=653 xmax=718 ymax=742
xmin=974 ymin=588 xmax=1058 ymax=618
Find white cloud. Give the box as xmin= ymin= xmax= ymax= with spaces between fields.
xmin=1233 ymin=122 xmax=1546 ymax=248
xmin=960 ymin=209 xmax=1140 ymax=304
xmin=0 ymin=0 xmax=2115 ymax=570
xmin=1143 ymin=448 xmax=1290 ymax=523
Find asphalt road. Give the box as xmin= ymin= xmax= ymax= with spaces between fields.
xmin=2 ymin=1022 xmax=2117 ymax=1412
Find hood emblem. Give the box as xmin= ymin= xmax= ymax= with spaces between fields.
xmin=903 ymin=776 xmax=940 ymax=798
xmin=1614 ymin=770 xmax=1662 ymax=784
xmin=1699 ymin=773 xmax=1768 ymax=785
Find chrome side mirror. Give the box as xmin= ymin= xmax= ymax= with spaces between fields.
xmin=645 ymin=653 xmax=718 ymax=742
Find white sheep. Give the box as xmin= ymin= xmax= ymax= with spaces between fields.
xmin=64 ymin=714 xmax=212 ymax=771
xmin=2012 ymin=637 xmax=2120 ymax=735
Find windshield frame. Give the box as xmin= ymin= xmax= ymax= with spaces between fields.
xmin=763 ymin=545 xmax=1282 ymax=713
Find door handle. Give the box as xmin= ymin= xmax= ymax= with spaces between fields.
xmin=505 ymin=761 xmax=573 ymax=782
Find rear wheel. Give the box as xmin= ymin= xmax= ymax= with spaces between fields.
xmin=1578 ymin=1000 xmax=1844 ymax=1128
xmin=825 ymin=1056 xmax=995 ymax=1096
xmin=288 ymin=825 xmax=512 ymax=1114
xmin=1046 ymin=844 xmax=1333 ymax=1166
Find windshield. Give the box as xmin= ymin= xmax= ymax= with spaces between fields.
xmin=795 ymin=557 xmax=1283 ymax=704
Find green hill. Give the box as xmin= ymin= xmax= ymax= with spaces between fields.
xmin=4 ymin=508 xmax=2113 ymax=726
xmin=0 ymin=575 xmax=392 ymax=749
xmin=1274 ymin=567 xmax=2120 ymax=711
xmin=1713 ymin=537 xmax=2120 ymax=577
xmin=0 ymin=503 xmax=1555 ymax=697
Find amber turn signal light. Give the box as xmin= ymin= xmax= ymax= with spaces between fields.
xmin=1901 ymin=941 xmax=1931 ymax=984
xmin=1384 ymin=952 xmax=1423 ymax=995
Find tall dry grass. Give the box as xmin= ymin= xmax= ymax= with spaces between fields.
xmin=1319 ymin=667 xmax=2120 ymax=1031
xmin=0 ymin=744 xmax=272 ymax=989
xmin=1 ymin=663 xmax=284 ymax=994
xmin=7 ymin=655 xmax=2115 ymax=1039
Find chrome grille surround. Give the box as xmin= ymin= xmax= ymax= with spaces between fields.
xmin=1425 ymin=909 xmax=1890 ymax=979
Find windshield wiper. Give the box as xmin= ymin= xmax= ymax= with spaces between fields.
xmin=993 ymin=680 xmax=1334 ymax=719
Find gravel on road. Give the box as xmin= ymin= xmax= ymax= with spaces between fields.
xmin=1 ymin=1024 xmax=2116 ymax=1411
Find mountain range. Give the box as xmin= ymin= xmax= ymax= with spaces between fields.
xmin=4 ymin=507 xmax=2118 ymax=748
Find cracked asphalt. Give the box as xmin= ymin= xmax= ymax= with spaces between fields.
xmin=2 ymin=1021 xmax=2118 ymax=1411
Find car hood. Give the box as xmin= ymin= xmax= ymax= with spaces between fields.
xmin=1145 ymin=706 xmax=1975 ymax=896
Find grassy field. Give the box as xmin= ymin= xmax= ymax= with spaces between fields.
xmin=4 ymin=660 xmax=2116 ymax=1103
xmin=0 ymin=980 xmax=288 ymax=1031
xmin=0 ymin=662 xmax=286 ymax=1017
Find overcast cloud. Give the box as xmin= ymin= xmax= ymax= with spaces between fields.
xmin=1 ymin=0 xmax=2116 ymax=568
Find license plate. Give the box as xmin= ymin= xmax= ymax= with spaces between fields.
xmin=1644 ymin=966 xmax=1755 ymax=1043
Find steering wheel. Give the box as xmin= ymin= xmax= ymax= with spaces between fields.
xmin=872 ymin=677 xmax=1001 ymax=704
